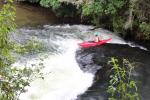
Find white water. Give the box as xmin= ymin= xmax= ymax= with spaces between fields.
xmin=18 ymin=39 xmax=94 ymax=100
xmin=96 ymin=29 xmax=147 ymax=50
xmin=12 ymin=24 xmax=147 ymax=100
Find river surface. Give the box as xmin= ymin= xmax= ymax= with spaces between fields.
xmin=10 ymin=25 xmax=150 ymax=100
xmin=3 ymin=2 xmax=150 ymax=100
xmin=0 ymin=2 xmax=59 ymax=26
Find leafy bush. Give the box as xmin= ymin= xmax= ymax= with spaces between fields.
xmin=139 ymin=22 xmax=150 ymax=40
xmin=112 ymin=16 xmax=126 ymax=33
xmin=40 ymin=0 xmax=61 ymax=10
xmin=0 ymin=1 xmax=44 ymax=99
xmin=82 ymin=1 xmax=103 ymax=16
xmin=107 ymin=58 xmax=140 ymax=100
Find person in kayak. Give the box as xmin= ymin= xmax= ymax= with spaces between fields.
xmin=94 ymin=32 xmax=100 ymax=42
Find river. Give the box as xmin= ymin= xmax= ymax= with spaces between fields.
xmin=5 ymin=2 xmax=150 ymax=100
xmin=0 ymin=2 xmax=58 ymax=27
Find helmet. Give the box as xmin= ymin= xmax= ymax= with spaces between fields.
xmin=94 ymin=32 xmax=99 ymax=36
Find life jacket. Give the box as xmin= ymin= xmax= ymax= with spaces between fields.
xmin=94 ymin=36 xmax=100 ymax=42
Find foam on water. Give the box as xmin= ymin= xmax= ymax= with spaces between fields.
xmin=18 ymin=39 xmax=94 ymax=100
xmin=11 ymin=25 xmax=147 ymax=100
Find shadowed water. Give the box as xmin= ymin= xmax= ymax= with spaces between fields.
xmin=76 ymin=44 xmax=150 ymax=100
xmin=0 ymin=2 xmax=58 ymax=27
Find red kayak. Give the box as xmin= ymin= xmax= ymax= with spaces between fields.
xmin=78 ymin=38 xmax=112 ymax=48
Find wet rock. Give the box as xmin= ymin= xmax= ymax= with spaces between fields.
xmin=76 ymin=43 xmax=150 ymax=100
xmin=76 ymin=49 xmax=102 ymax=74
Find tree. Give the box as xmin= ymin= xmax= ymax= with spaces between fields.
xmin=0 ymin=0 xmax=44 ymax=99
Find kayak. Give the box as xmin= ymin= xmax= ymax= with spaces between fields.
xmin=78 ymin=38 xmax=112 ymax=48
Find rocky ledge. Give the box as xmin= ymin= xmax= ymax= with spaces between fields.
xmin=76 ymin=43 xmax=150 ymax=100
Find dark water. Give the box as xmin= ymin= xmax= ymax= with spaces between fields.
xmin=15 ymin=3 xmax=59 ymax=27
xmin=76 ymin=44 xmax=150 ymax=100
xmin=0 ymin=2 xmax=59 ymax=27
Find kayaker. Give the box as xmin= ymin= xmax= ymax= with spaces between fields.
xmin=94 ymin=32 xmax=100 ymax=42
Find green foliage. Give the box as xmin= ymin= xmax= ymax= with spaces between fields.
xmin=0 ymin=63 xmax=44 ymax=100
xmin=104 ymin=0 xmax=125 ymax=15
xmin=107 ymin=58 xmax=140 ymax=100
xmin=11 ymin=40 xmax=46 ymax=54
xmin=112 ymin=16 xmax=126 ymax=33
xmin=0 ymin=1 xmax=16 ymax=48
xmin=0 ymin=0 xmax=16 ymax=69
xmin=81 ymin=0 xmax=125 ymax=16
xmin=0 ymin=1 xmax=44 ymax=99
xmin=81 ymin=0 xmax=126 ymax=27
xmin=82 ymin=1 xmax=103 ymax=16
xmin=81 ymin=1 xmax=103 ymax=26
xmin=139 ymin=22 xmax=150 ymax=40
xmin=40 ymin=0 xmax=61 ymax=10
xmin=40 ymin=0 xmax=78 ymax=18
